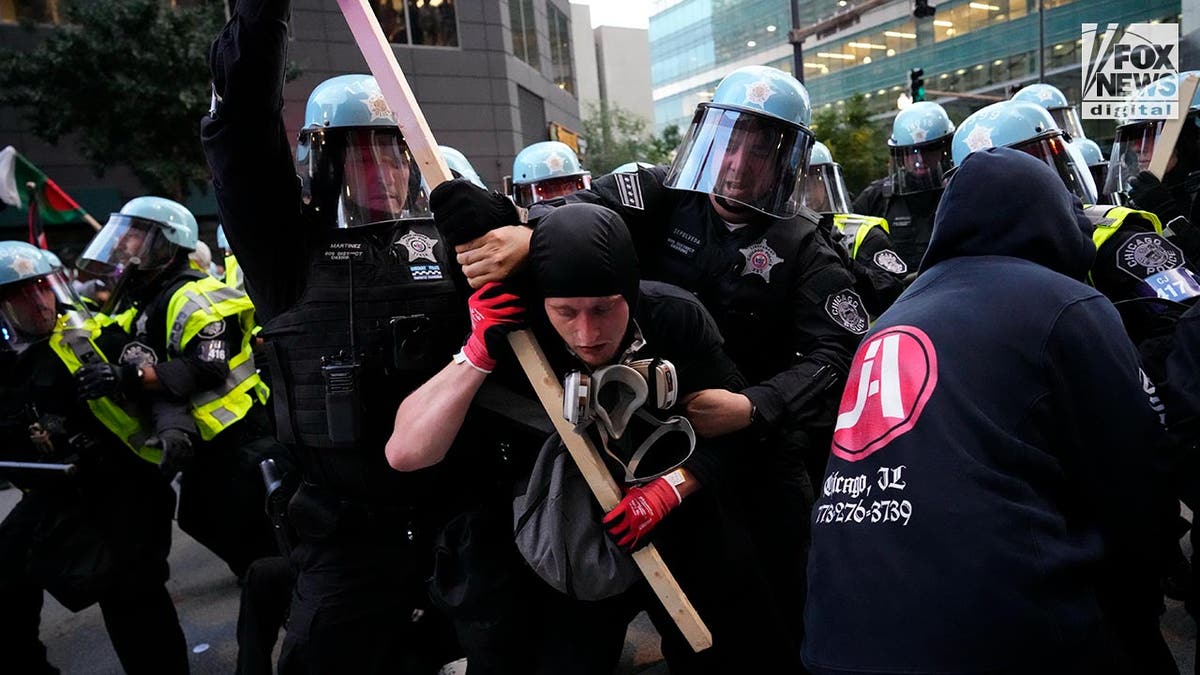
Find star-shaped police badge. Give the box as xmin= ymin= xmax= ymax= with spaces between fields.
xmin=739 ymin=240 xmax=784 ymax=282
xmin=544 ymin=153 xmax=566 ymax=173
xmin=744 ymin=80 xmax=775 ymax=107
xmin=365 ymin=92 xmax=395 ymax=122
xmin=8 ymin=255 xmax=36 ymax=277
xmin=1036 ymin=87 xmax=1056 ymax=102
xmin=397 ymin=231 xmax=439 ymax=263
xmin=963 ymin=125 xmax=995 ymax=153
xmin=908 ymin=123 xmax=928 ymax=144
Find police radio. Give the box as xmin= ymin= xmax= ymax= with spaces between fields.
xmin=323 ymin=257 xmax=363 ymax=444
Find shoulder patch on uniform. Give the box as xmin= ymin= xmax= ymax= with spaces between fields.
xmin=409 ymin=264 xmax=444 ymax=281
xmin=397 ymin=231 xmax=439 ymax=263
xmin=739 ymin=240 xmax=784 ymax=282
xmin=119 ymin=341 xmax=158 ymax=368
xmin=198 ymin=319 xmax=226 ymax=339
xmin=615 ymin=172 xmax=644 ymax=210
xmin=199 ymin=339 xmax=228 ymax=363
xmin=825 ymin=289 xmax=870 ymax=335
xmin=1116 ymin=232 xmax=1183 ymax=280
xmin=872 ymin=249 xmax=908 ymax=275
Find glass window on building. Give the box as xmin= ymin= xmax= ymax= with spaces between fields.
xmin=547 ymin=4 xmax=574 ymax=93
xmin=407 ymin=0 xmax=458 ymax=47
xmin=0 ymin=0 xmax=61 ymax=24
xmin=372 ymin=0 xmax=458 ymax=46
xmin=511 ymin=0 xmax=539 ymax=66
xmin=933 ymin=0 xmax=1027 ymax=43
xmin=808 ymin=20 xmax=917 ymax=80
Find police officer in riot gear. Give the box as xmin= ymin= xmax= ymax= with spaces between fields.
xmin=202 ymin=0 xmax=475 ymax=669
xmin=1011 ymin=83 xmax=1089 ymax=143
xmin=803 ymin=140 xmax=907 ymax=314
xmin=440 ymin=145 xmax=488 ymax=190
xmin=853 ymin=101 xmax=956 ymax=271
xmin=510 ymin=140 xmax=591 ymax=208
xmin=433 ymin=64 xmax=863 ymax=657
xmin=1108 ymin=71 xmax=1200 ymax=265
xmin=0 ymin=242 xmax=188 ymax=674
xmin=1076 ymin=138 xmax=1111 ymax=204
xmin=75 ymin=196 xmax=277 ymax=579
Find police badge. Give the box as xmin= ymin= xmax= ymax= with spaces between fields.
xmin=739 ymin=240 xmax=784 ymax=282
xmin=872 ymin=249 xmax=908 ymax=275
xmin=119 ymin=341 xmax=159 ymax=367
xmin=397 ymin=231 xmax=439 ymax=263
xmin=1116 ymin=233 xmax=1183 ymax=280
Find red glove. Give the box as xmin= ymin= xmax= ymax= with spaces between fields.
xmin=462 ymin=282 xmax=526 ymax=372
xmin=602 ymin=477 xmax=682 ymax=552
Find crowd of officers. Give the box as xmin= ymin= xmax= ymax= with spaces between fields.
xmin=3 ymin=0 xmax=1200 ymax=672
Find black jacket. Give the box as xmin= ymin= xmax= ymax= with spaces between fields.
xmin=804 ymin=148 xmax=1170 ymax=674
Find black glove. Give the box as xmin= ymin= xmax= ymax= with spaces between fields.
xmin=1129 ymin=170 xmax=1189 ymax=229
xmin=152 ymin=429 xmax=195 ymax=479
xmin=430 ymin=177 xmax=521 ymax=247
xmin=75 ymin=362 xmax=140 ymax=400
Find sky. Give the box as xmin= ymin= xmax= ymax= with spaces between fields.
xmin=572 ymin=0 xmax=650 ymax=29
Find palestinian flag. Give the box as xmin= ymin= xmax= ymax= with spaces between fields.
xmin=0 ymin=146 xmax=88 ymax=227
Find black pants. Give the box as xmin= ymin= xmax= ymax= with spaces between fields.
xmin=0 ymin=466 xmax=187 ymax=674
xmin=236 ymin=556 xmax=294 ymax=675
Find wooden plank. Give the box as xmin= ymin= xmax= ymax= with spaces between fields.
xmin=1148 ymin=72 xmax=1200 ymax=180
xmin=334 ymin=0 xmax=713 ymax=652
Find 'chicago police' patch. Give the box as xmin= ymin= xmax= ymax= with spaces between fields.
xmin=1117 ymin=233 xmax=1183 ymax=279
xmin=825 ymin=290 xmax=869 ymax=335
xmin=410 ymin=264 xmax=444 ymax=281
xmin=872 ymin=249 xmax=908 ymax=275
xmin=198 ymin=319 xmax=226 ymax=339
xmin=119 ymin=341 xmax=159 ymax=367
xmin=615 ymin=172 xmax=644 ymax=210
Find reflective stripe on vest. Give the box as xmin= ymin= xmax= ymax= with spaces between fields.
xmin=833 ymin=213 xmax=891 ymax=259
xmin=47 ymin=316 xmax=162 ymax=465
xmin=224 ymin=254 xmax=244 ymax=293
xmin=164 ymin=277 xmax=270 ymax=441
xmin=1085 ymin=204 xmax=1164 ymax=250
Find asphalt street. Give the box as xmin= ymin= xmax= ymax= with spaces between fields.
xmin=2 ymin=483 xmax=1194 ymax=674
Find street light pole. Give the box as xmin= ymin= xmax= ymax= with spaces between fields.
xmin=1038 ymin=0 xmax=1045 ymax=82
xmin=790 ymin=0 xmax=805 ymax=83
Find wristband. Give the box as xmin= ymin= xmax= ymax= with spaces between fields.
xmin=453 ymin=348 xmax=492 ymax=374
xmin=662 ymin=469 xmax=686 ymax=502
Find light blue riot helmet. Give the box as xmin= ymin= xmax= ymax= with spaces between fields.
xmin=440 ymin=146 xmax=487 ymax=189
xmin=295 ymin=74 xmax=430 ymax=228
xmin=888 ymin=101 xmax=956 ymax=195
xmin=665 ymin=65 xmax=816 ymax=219
xmin=1012 ymin=83 xmax=1086 ymax=141
xmin=951 ymin=100 xmax=1097 ymax=204
xmin=511 ymin=141 xmax=591 ymax=207
xmin=613 ymin=161 xmax=655 ymax=174
xmin=1075 ymin=138 xmax=1110 ymax=196
xmin=77 ymin=196 xmax=199 ymax=284
xmin=0 ymin=241 xmax=87 ymax=353
xmin=40 ymin=249 xmax=63 ymax=271
xmin=801 ymin=141 xmax=852 ymax=214
xmin=1106 ymin=71 xmax=1200 ymax=197
xmin=216 ymin=224 xmax=229 ymax=253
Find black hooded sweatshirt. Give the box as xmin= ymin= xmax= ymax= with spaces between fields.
xmin=803 ymin=148 xmax=1169 ymax=674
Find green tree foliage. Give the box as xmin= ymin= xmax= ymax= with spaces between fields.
xmin=809 ymin=94 xmax=890 ymax=196
xmin=582 ymin=101 xmax=682 ymax=174
xmin=0 ymin=0 xmax=224 ymax=200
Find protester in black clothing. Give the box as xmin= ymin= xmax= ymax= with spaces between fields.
xmin=805 ymin=148 xmax=1175 ymax=674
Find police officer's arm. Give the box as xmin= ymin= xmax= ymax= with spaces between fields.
xmin=742 ymin=247 xmax=860 ymax=433
xmin=1045 ymin=296 xmax=1173 ymax=615
xmin=454 ymin=166 xmax=677 ymax=287
xmin=200 ymin=0 xmax=306 ymax=321
xmin=852 ymin=226 xmax=908 ymax=312
xmin=146 ymin=319 xmax=241 ymax=400
xmin=1163 ymin=303 xmax=1200 ymax=440
xmin=386 ymin=358 xmax=488 ymax=472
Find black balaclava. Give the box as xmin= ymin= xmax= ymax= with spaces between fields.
xmin=530 ymin=203 xmax=640 ymax=312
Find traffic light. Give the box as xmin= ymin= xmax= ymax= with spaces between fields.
xmin=909 ymin=68 xmax=926 ymax=102
xmin=913 ymin=0 xmax=936 ymax=19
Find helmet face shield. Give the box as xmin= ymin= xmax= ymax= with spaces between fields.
xmin=298 ymin=127 xmax=431 ymax=228
xmin=888 ymin=136 xmax=954 ymax=195
xmin=0 ymin=271 xmax=89 ymax=354
xmin=78 ymin=214 xmax=179 ymax=280
xmin=1106 ymin=120 xmax=1163 ymax=196
xmin=1010 ymin=133 xmax=1098 ymax=204
xmin=512 ymin=174 xmax=592 ymax=208
xmin=665 ymin=104 xmax=813 ymax=219
xmin=802 ymin=162 xmax=852 ymax=214
xmin=1050 ymin=107 xmax=1086 ymax=143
